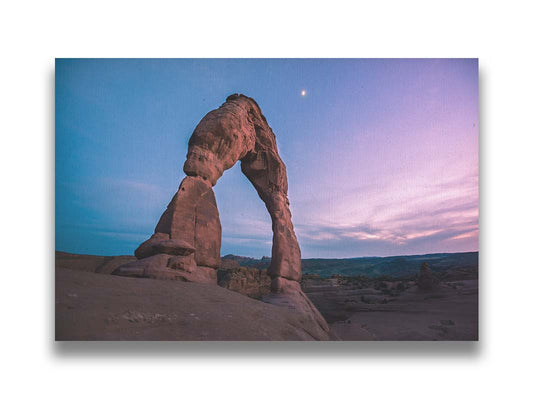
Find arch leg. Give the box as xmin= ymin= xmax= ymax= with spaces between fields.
xmin=241 ymin=152 xmax=302 ymax=282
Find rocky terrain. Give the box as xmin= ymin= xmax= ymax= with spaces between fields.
xmin=56 ymin=251 xmax=478 ymax=341
xmin=223 ymin=252 xmax=478 ymax=278
xmin=302 ymin=269 xmax=478 ymax=340
xmin=217 ymin=266 xmax=271 ymax=299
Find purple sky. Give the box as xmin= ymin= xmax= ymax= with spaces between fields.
xmin=56 ymin=59 xmax=478 ymax=258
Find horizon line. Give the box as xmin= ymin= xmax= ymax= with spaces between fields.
xmin=56 ymin=249 xmax=479 ymax=260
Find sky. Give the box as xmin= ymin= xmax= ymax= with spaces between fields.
xmin=55 ymin=58 xmax=478 ymax=258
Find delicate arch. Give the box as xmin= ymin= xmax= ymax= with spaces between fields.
xmin=116 ymin=94 xmax=301 ymax=285
xmin=112 ymin=94 xmax=328 ymax=335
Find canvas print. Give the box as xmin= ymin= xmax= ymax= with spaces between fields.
xmin=55 ymin=59 xmax=478 ymax=341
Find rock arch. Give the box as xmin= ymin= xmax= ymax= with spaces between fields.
xmin=113 ymin=94 xmax=328 ymax=334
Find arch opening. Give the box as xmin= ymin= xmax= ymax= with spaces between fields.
xmin=214 ymin=161 xmax=272 ymax=260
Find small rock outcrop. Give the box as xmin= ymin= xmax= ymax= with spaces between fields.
xmin=417 ymin=262 xmax=435 ymax=291
xmin=112 ymin=94 xmax=328 ymax=336
xmin=217 ymin=267 xmax=271 ymax=299
xmin=220 ymin=257 xmax=241 ymax=269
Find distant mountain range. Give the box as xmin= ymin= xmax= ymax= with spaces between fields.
xmin=222 ymin=251 xmax=479 ymax=278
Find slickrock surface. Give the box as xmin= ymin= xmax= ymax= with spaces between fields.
xmin=56 ymin=267 xmax=331 ymax=341
xmin=55 ymin=252 xmax=478 ymax=340
xmin=264 ymin=277 xmax=330 ymax=334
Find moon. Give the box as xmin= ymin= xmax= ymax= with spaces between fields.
xmin=301 ymin=90 xmax=306 ymax=96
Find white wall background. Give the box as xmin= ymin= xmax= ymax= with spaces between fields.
xmin=1 ymin=1 xmax=532 ymax=399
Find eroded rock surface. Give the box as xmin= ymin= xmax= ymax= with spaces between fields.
xmin=183 ymin=94 xmax=303 ymax=282
xmin=264 ymin=277 xmax=330 ymax=334
xmin=112 ymin=253 xmax=217 ymax=283
xmin=112 ymin=94 xmax=327 ymax=335
xmin=57 ymin=267 xmax=331 ymax=341
xmin=116 ymin=176 xmax=221 ymax=283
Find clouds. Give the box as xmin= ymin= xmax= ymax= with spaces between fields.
xmin=291 ymin=170 xmax=478 ymax=258
xmin=216 ymin=169 xmax=478 ymax=259
xmin=295 ymin=217 xmax=477 ymax=259
xmin=217 ymin=164 xmax=479 ymax=258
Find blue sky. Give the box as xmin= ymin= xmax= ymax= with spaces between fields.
xmin=55 ymin=59 xmax=478 ymax=258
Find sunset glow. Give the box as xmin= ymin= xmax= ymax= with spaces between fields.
xmin=56 ymin=59 xmax=478 ymax=258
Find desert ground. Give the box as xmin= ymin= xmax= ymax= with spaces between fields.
xmin=302 ymin=275 xmax=478 ymax=340
xmin=56 ymin=251 xmax=478 ymax=341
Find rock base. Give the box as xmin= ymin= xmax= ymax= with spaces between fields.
xmin=263 ymin=277 xmax=331 ymax=338
xmin=112 ymin=254 xmax=217 ymax=284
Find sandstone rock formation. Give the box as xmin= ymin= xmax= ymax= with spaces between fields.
xmin=417 ymin=262 xmax=435 ymax=291
xmin=112 ymin=94 xmax=328 ymax=335
xmin=263 ymin=276 xmax=330 ymax=333
xmin=217 ymin=266 xmax=271 ymax=299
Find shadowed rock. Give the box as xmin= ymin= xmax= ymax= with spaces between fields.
xmin=217 ymin=266 xmax=271 ymax=299
xmin=112 ymin=253 xmax=216 ymax=283
xmin=417 ymin=262 xmax=435 ymax=291
xmin=135 ymin=235 xmax=195 ymax=259
xmin=264 ymin=277 xmax=330 ymax=333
